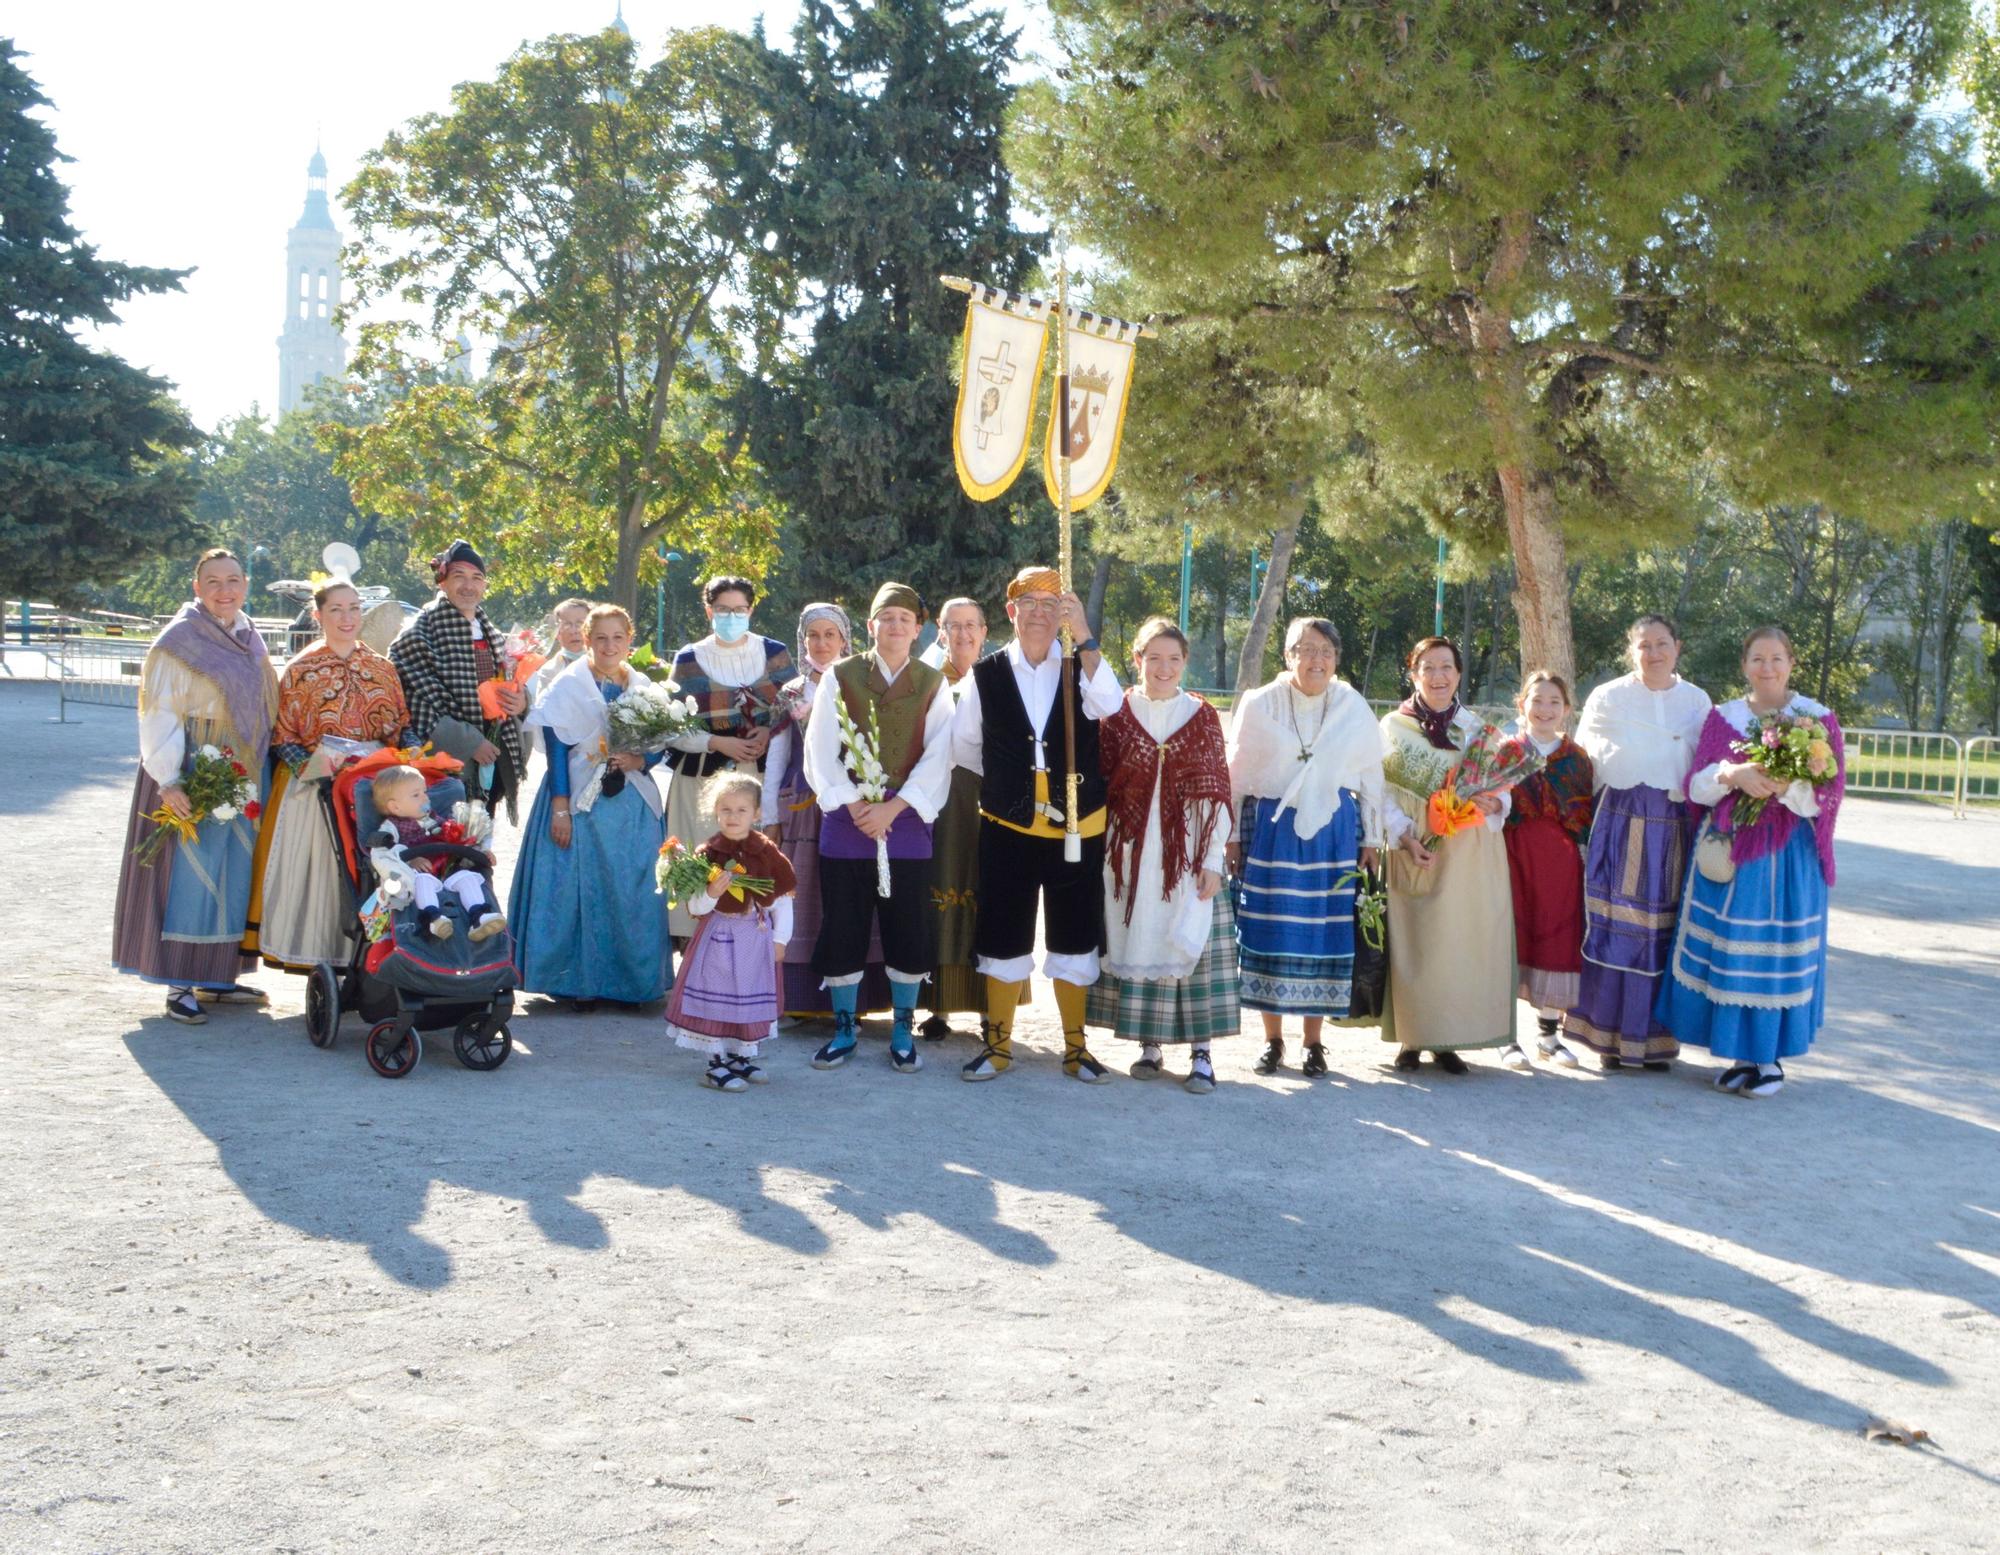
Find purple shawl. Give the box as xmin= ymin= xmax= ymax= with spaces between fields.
xmin=152 ymin=603 xmax=277 ymax=768
xmin=1685 ymin=705 xmax=1844 ymax=885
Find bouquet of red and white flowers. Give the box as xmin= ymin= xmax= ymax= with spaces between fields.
xmin=134 ymin=744 xmax=261 ymax=866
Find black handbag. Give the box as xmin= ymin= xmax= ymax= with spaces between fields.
xmin=1345 ymin=866 xmax=1390 ymax=1020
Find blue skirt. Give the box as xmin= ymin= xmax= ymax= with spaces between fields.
xmin=508 ymin=778 xmax=671 ymax=1004
xmin=1235 ymin=791 xmax=1358 ymax=1016
xmin=1656 ymin=820 xmax=1828 ymax=1064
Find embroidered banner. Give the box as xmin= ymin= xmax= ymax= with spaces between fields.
xmin=1042 ymin=317 xmax=1137 ymax=512
xmin=952 ymin=288 xmax=1052 ymax=502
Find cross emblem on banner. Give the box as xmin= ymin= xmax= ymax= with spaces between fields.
xmin=973 ymin=340 xmax=1017 ymax=449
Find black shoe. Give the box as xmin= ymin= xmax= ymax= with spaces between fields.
xmin=1642 ymin=1060 xmax=1672 ymax=1072
xmin=570 ymin=998 xmax=598 ymax=1014
xmin=1743 ymin=1063 xmax=1786 ymax=1098
xmin=920 ymin=1014 xmax=951 ymax=1042
xmin=1715 ymin=1063 xmax=1757 ymax=1094
xmin=1598 ymin=1055 xmax=1622 ymax=1071
xmin=1302 ymin=1044 xmax=1329 ymax=1078
xmin=1393 ymin=1048 xmax=1421 ymax=1072
xmin=165 ymin=990 xmax=207 ymax=1025
xmin=1254 ymin=1040 xmax=1283 ymax=1076
xmin=1431 ymin=1050 xmax=1469 ymax=1075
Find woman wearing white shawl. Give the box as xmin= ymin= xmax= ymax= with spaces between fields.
xmin=1226 ymin=618 xmax=1385 ymax=1078
xmin=508 ymin=605 xmax=671 ymax=1008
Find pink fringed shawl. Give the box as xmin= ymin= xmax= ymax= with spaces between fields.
xmin=1685 ymin=706 xmax=1845 ymax=885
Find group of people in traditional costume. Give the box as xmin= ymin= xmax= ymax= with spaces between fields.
xmin=113 ymin=544 xmax=1846 ymax=1104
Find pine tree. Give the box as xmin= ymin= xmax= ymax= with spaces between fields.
xmin=0 ymin=41 xmax=203 ymax=604
xmin=749 ymin=0 xmax=1042 ymax=620
xmin=1015 ymin=2 xmax=1998 ymax=688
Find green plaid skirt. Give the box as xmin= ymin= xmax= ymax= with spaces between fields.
xmin=1085 ymin=890 xmax=1242 ymax=1044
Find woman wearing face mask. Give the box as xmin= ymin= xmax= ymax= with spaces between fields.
xmin=763 ymin=602 xmax=888 ymax=1021
xmin=1563 ymin=615 xmax=1713 ymax=1071
xmin=661 ymin=576 xmax=796 ymax=943
xmin=1657 ymin=626 xmax=1844 ymax=1098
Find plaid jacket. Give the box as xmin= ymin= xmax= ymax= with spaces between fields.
xmin=390 ymin=595 xmax=527 ymax=818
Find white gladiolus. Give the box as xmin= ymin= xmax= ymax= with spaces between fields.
xmin=211 ymin=804 xmax=238 ymax=822
xmin=199 ymin=744 xmax=222 ymax=761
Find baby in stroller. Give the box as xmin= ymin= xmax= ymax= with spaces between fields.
xmin=368 ymin=764 xmax=508 ymax=942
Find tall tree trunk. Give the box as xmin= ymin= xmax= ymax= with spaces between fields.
xmin=1233 ymin=496 xmax=1305 ymax=692
xmin=610 ymin=502 xmax=646 ymax=616
xmin=1212 ymin=577 xmax=1227 ymax=689
xmin=1467 ymin=213 xmax=1577 ymax=690
xmin=1086 ymin=553 xmax=1112 ymax=637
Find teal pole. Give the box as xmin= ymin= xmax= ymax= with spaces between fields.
xmin=1433 ymin=535 xmax=1448 ymax=637
xmin=1177 ymin=521 xmax=1193 ymax=634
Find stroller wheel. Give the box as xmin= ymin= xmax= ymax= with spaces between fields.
xmin=453 ymin=1015 xmax=512 ymax=1072
xmin=365 ymin=1019 xmax=420 ymax=1079
xmin=305 ymin=964 xmax=341 ymax=1049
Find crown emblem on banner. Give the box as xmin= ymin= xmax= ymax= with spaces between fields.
xmin=1071 ymin=363 xmax=1114 ymax=396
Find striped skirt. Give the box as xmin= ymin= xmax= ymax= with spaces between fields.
xmin=1235 ymin=791 xmax=1358 ymax=1017
xmin=1564 ymin=783 xmax=1691 ymax=1062
xmin=1086 ymin=889 xmax=1240 ymax=1043
xmin=1657 ymin=819 xmax=1829 ymax=1065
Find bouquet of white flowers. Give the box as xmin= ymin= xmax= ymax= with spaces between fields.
xmin=573 ymin=678 xmax=704 ymax=812
xmin=834 ymin=693 xmax=893 ymax=897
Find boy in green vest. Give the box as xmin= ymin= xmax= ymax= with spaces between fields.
xmin=801 ymin=583 xmax=957 ymax=1072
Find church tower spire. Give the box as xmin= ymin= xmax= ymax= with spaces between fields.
xmin=277 ymin=142 xmax=348 ymax=413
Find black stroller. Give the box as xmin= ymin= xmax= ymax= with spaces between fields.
xmin=299 ymin=750 xmax=518 ymax=1079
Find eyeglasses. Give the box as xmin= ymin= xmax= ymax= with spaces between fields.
xmin=1012 ymin=597 xmax=1061 ymax=615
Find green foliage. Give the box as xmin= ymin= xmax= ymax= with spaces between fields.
xmin=745 ymin=0 xmax=1044 ymax=626
xmin=1012 ymin=1 xmax=1995 ymax=681
xmin=330 ymin=25 xmax=792 ymax=612
xmin=0 ymin=42 xmax=203 ymax=605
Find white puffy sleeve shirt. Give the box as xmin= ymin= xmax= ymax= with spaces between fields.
xmin=1574 ymin=673 xmax=1713 ymax=802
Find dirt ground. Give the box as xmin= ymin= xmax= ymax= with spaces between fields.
xmin=3 ymin=677 xmax=1997 ymax=1554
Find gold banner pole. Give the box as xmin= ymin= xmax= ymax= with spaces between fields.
xmin=1055 ymin=249 xmax=1082 ymax=864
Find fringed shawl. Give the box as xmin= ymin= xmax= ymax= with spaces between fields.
xmin=1507 ymin=735 xmax=1594 ymax=846
xmin=143 ymin=603 xmax=279 ymax=768
xmin=1101 ymin=696 xmax=1232 ymax=924
xmin=1686 ymin=701 xmax=1845 ymax=885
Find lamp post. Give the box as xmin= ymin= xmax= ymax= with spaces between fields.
xmin=1433 ymin=534 xmax=1448 ymax=637
xmin=655 ymin=546 xmax=683 ymax=655
xmin=1177 ymin=520 xmax=1193 ymax=635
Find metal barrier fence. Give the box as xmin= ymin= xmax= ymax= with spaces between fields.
xmin=1963 ymin=736 xmax=2000 ymax=814
xmin=48 ymin=635 xmax=149 ymax=721
xmin=1841 ymin=728 xmax=1966 ymax=814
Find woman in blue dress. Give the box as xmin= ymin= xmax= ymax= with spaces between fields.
xmin=1657 ymin=626 xmax=1846 ymax=1098
xmin=511 ymin=604 xmax=672 ymax=1009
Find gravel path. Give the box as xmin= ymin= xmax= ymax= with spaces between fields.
xmin=3 ymin=679 xmax=1997 ymax=1553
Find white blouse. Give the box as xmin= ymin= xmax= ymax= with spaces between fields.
xmin=1227 ymin=677 xmax=1385 ymax=847
xmin=1687 ymin=694 xmax=1830 ymax=819
xmin=1574 ymin=672 xmax=1712 ymax=800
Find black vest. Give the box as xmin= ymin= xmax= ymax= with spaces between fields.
xmin=973 ymin=651 xmax=1107 ymax=826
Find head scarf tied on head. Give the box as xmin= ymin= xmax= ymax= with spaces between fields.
xmin=868 ymin=581 xmax=924 ymax=621
xmin=430 ymin=538 xmax=486 ymax=581
xmin=1006 ymin=565 xmax=1063 ymax=602
xmin=795 ymin=602 xmax=851 ymax=675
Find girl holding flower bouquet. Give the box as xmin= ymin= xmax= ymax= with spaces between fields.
xmin=664 ymin=773 xmax=798 ymax=1090
xmin=512 ymin=605 xmax=672 ymax=1008
xmin=1376 ymin=638 xmax=1524 ymax=1073
xmin=1658 ymin=627 xmax=1845 ymax=1098
xmin=1499 ymin=671 xmax=1594 ymax=1070
xmin=114 ymin=548 xmax=279 ymax=1024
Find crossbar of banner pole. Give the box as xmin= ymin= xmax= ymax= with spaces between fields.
xmin=939 ymin=273 xmax=1159 ymax=339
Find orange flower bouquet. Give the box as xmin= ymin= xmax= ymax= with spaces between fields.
xmin=477 ymin=626 xmax=547 ymax=719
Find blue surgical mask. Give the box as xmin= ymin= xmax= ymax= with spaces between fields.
xmin=713 ymin=611 xmax=752 ymax=644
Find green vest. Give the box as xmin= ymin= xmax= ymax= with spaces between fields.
xmin=832 ymin=652 xmax=944 ymax=791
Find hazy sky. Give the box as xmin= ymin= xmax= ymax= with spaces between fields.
xmin=16 ymin=0 xmax=1044 ymax=434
